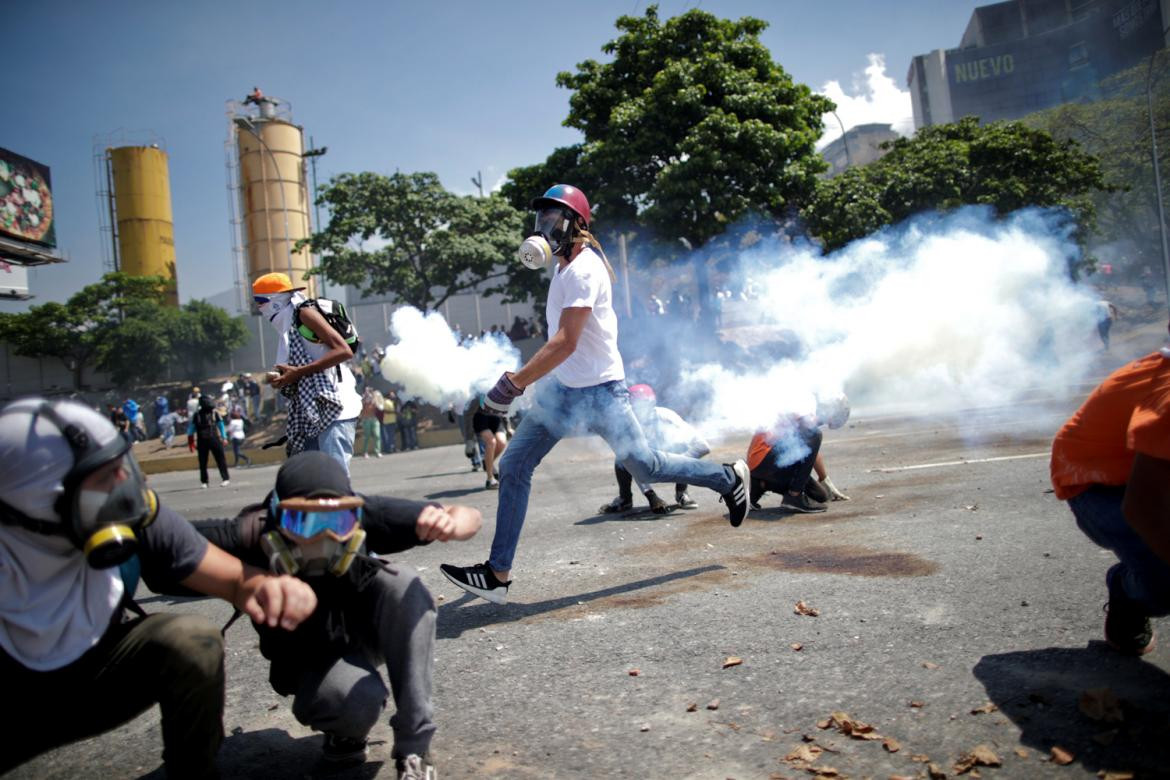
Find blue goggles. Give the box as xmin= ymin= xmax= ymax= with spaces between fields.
xmin=253 ymin=295 xmax=272 ymax=305
xmin=276 ymin=497 xmax=364 ymax=541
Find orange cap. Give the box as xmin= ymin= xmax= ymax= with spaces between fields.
xmin=252 ymin=272 xmax=306 ymax=295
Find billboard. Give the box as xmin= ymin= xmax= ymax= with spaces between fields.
xmin=0 ymin=147 xmax=56 ymax=249
xmin=0 ymin=260 xmax=30 ymax=299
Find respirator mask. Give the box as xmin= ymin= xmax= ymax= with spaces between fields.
xmin=518 ymin=207 xmax=576 ymax=270
xmin=261 ymin=494 xmax=367 ymax=577
xmin=0 ymin=402 xmax=160 ymax=569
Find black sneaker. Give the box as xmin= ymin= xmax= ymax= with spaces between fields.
xmin=645 ymin=489 xmax=670 ymax=514
xmin=440 ymin=561 xmax=510 ymax=604
xmin=781 ymin=491 xmax=827 ymax=514
xmin=395 ymin=753 xmax=436 ymax=780
xmin=720 ymin=460 xmax=750 ymax=527
xmin=599 ymin=495 xmax=633 ymax=514
xmin=322 ymin=733 xmax=368 ymax=765
xmin=1105 ymin=566 xmax=1155 ymax=655
xmin=675 ymin=489 xmax=697 ymax=508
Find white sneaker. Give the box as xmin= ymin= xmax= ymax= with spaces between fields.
xmin=221 ymin=480 xmax=231 ymax=487
xmin=200 ymin=483 xmax=208 ymax=489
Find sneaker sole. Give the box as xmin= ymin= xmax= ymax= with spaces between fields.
xmin=783 ymin=504 xmax=827 ymax=514
xmin=441 ymin=566 xmax=509 ymax=605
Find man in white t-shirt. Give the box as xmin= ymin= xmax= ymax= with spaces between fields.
xmin=441 ymin=184 xmax=750 ymax=605
xmin=252 ymin=272 xmax=363 ymax=475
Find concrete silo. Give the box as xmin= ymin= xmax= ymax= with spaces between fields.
xmin=226 ymin=90 xmax=316 ymax=306
xmin=105 ymin=144 xmax=179 ymax=305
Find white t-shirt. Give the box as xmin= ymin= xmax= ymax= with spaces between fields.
xmin=227 ymin=418 xmax=247 ymax=441
xmin=302 ymin=340 xmax=364 ymax=420
xmin=545 ymin=247 xmax=625 ymax=388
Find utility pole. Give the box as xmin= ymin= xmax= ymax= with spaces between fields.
xmin=304 ymin=139 xmax=328 ymax=298
xmin=471 ymin=170 xmax=483 ymax=198
xmin=831 ymin=111 xmax=853 ymax=172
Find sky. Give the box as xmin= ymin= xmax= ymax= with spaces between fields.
xmin=2 ymin=0 xmax=987 ymax=314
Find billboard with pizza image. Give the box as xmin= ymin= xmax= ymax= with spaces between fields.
xmin=0 ymin=147 xmax=56 ymax=249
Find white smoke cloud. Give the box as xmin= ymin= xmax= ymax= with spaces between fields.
xmin=379 ymin=307 xmax=521 ymax=408
xmin=817 ymin=53 xmax=914 ymax=149
xmin=676 ymin=207 xmax=1097 ymax=441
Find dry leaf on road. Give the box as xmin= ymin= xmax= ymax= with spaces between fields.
xmin=1014 ymin=748 xmax=1028 ymax=759
xmin=928 ymin=763 xmax=946 ymax=779
xmin=922 ymin=661 xmax=941 ymax=670
xmin=784 ymin=744 xmax=823 ymax=763
xmin=791 ymin=643 xmax=804 ymax=651
xmin=955 ymin=744 xmax=1001 ymax=774
xmin=686 ymin=702 xmax=698 ymax=712
xmin=970 ymin=702 xmax=998 ymax=715
xmin=723 ymin=656 xmax=743 ymax=669
xmin=794 ymin=601 xmax=821 ymax=617
xmin=883 ymin=737 xmax=901 ymax=753
xmin=1050 ymin=746 xmax=1074 ymax=765
xmin=707 ymin=699 xmax=720 ymax=711
xmin=628 ymin=669 xmax=641 ymax=676
xmin=909 ymin=700 xmax=926 ymax=709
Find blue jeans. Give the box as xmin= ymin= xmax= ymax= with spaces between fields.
xmin=1069 ymin=485 xmax=1170 ymax=616
xmin=304 ymin=417 xmax=357 ymax=475
xmin=488 ymin=380 xmax=735 ymax=572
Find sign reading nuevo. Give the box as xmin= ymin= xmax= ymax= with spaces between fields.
xmin=953 ymin=54 xmax=1015 ymax=84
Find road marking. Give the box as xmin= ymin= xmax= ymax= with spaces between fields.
xmin=870 ymin=452 xmax=1050 ymax=473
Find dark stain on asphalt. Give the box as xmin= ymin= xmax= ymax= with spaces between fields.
xmin=756 ymin=544 xmax=939 ymax=577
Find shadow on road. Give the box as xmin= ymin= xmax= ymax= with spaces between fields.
xmin=436 ymin=565 xmax=726 ymax=638
xmin=973 ymin=645 xmax=1170 ymax=775
xmin=424 ymin=487 xmax=488 ymax=500
xmin=137 ymin=728 xmax=385 ymax=779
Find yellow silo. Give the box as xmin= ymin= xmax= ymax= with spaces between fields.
xmin=108 ymin=145 xmax=179 ymax=306
xmin=234 ymin=109 xmax=316 ymax=298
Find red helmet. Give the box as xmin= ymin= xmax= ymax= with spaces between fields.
xmin=628 ymin=384 xmax=656 ymax=404
xmin=531 ymin=184 xmax=592 ymax=227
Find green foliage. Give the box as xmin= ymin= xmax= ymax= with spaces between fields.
xmin=803 ymin=117 xmax=1111 ymax=255
xmin=1023 ymin=50 xmax=1170 ymax=274
xmin=0 ymin=273 xmax=247 ymax=389
xmin=166 ymin=300 xmax=248 ymax=383
xmin=509 ymin=5 xmax=831 ymax=248
xmin=0 ymin=273 xmax=171 ymax=390
xmin=304 ymin=171 xmax=530 ymax=311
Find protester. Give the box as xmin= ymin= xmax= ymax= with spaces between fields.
xmin=599 ymin=383 xmax=708 ymax=514
xmin=123 ymin=398 xmax=146 ymax=443
xmin=441 ymin=184 xmax=749 ymax=605
xmin=471 ymin=393 xmax=507 ymax=489
xmin=241 ymin=373 xmax=262 ymax=421
xmin=0 ymin=398 xmax=316 ymax=778
xmin=157 ymin=408 xmax=184 ymax=449
xmin=188 ymin=395 xmax=231 ymax=488
xmin=359 ymin=387 xmax=383 ymax=459
xmin=191 ymin=451 xmax=480 ymax=777
xmin=1096 ymin=298 xmax=1119 ymax=350
xmin=747 ymin=393 xmax=851 ymax=513
xmin=152 ymin=394 xmax=169 ymax=439
xmin=381 ymin=390 xmax=399 ymax=454
xmin=399 ymin=400 xmax=419 ymax=451
xmin=186 ymin=386 xmax=201 ymax=417
xmin=253 ymin=272 xmax=362 ymax=474
xmin=227 ymin=408 xmax=252 ymax=468
xmin=1051 ymin=340 xmax=1170 ymax=655
xmin=108 ymin=404 xmax=131 ymax=444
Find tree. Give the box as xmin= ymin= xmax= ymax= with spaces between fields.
xmin=540 ymin=6 xmax=830 ymax=244
xmin=166 ymin=300 xmax=248 ymax=383
xmin=0 ymin=273 xmax=171 ymax=390
xmin=1023 ymin=50 xmax=1170 ymax=278
xmin=802 ymin=117 xmax=1111 ymax=258
xmin=303 ymin=171 xmax=530 ymax=311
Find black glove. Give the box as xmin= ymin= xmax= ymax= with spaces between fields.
xmin=483 ymin=372 xmax=523 ymax=416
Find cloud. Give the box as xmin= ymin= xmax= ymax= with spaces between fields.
xmin=817 ymin=53 xmax=914 ymax=149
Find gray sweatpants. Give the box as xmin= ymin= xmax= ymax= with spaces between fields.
xmin=289 ymin=565 xmax=436 ymax=758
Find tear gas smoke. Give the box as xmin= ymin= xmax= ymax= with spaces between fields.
xmin=671 ymin=207 xmax=1098 ymax=446
xmin=379 ymin=307 xmax=520 ymax=408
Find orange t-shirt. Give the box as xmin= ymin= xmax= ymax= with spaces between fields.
xmin=1050 ymin=350 xmax=1170 ymax=500
xmin=747 ymin=431 xmax=772 ymax=470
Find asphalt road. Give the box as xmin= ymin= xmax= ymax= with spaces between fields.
xmin=10 ymin=380 xmax=1170 ymax=779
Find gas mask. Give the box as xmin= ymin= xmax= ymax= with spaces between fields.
xmin=518 ymin=207 xmax=576 ymax=269
xmin=0 ymin=402 xmax=160 ymax=569
xmin=261 ymin=494 xmax=367 ymax=577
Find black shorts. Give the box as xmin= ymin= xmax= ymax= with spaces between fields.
xmin=472 ymin=412 xmax=501 ymax=435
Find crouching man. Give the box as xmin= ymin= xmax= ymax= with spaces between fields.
xmin=0 ymin=399 xmax=316 ymax=779
xmin=192 ymin=451 xmax=481 ymax=779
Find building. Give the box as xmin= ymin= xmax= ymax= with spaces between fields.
xmin=821 ymin=123 xmax=901 ymax=176
xmin=908 ymin=0 xmax=1170 ymax=129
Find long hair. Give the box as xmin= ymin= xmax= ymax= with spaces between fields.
xmin=573 ymin=226 xmax=617 ymax=284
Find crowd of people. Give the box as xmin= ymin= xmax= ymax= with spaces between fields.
xmin=3 ymin=181 xmax=1166 ymax=779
